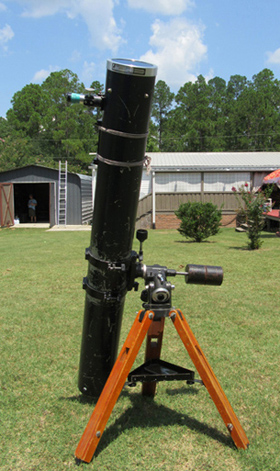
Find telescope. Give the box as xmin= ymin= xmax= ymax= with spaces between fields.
xmin=68 ymin=59 xmax=158 ymax=397
xmin=68 ymin=58 xmax=224 ymax=397
xmin=68 ymin=59 xmax=249 ymax=462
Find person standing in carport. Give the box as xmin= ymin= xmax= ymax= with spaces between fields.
xmin=28 ymin=194 xmax=37 ymax=223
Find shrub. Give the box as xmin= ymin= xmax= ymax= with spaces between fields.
xmin=175 ymin=202 xmax=222 ymax=242
xmin=232 ymin=183 xmax=273 ymax=250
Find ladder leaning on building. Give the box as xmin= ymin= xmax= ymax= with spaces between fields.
xmin=58 ymin=160 xmax=67 ymax=226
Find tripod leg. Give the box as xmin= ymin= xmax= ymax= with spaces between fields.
xmin=142 ymin=317 xmax=165 ymax=397
xmin=75 ymin=309 xmax=155 ymax=463
xmin=170 ymin=309 xmax=249 ymax=450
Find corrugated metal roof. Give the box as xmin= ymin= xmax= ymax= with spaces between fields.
xmin=146 ymin=152 xmax=280 ymax=172
xmin=77 ymin=173 xmax=92 ymax=181
xmin=0 ymin=164 xmax=91 ymax=179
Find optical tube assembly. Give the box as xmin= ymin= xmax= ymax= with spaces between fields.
xmin=78 ymin=59 xmax=157 ymax=397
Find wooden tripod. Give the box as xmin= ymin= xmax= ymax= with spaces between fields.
xmin=75 ymin=308 xmax=249 ymax=463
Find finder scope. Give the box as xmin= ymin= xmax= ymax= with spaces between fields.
xmin=67 ymin=92 xmax=104 ymax=108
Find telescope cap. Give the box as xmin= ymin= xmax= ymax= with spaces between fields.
xmin=107 ymin=58 xmax=157 ymax=77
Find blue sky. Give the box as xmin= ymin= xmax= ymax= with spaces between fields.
xmin=1 ymin=0 xmax=280 ymax=118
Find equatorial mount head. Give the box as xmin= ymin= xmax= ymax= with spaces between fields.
xmin=132 ymin=230 xmax=223 ymax=316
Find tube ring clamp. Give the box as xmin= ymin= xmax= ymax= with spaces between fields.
xmin=83 ymin=277 xmax=123 ymax=302
xmin=99 ymin=126 xmax=148 ymax=139
xmin=85 ymin=248 xmax=128 ymax=272
xmin=85 ymin=248 xmax=110 ymax=269
xmin=96 ymin=153 xmax=146 ymax=168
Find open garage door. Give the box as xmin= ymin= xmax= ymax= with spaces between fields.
xmin=0 ymin=183 xmax=14 ymax=227
xmin=13 ymin=183 xmax=50 ymax=223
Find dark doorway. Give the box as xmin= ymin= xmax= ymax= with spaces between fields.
xmin=14 ymin=183 xmax=50 ymax=223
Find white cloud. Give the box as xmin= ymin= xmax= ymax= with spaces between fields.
xmin=13 ymin=0 xmax=123 ymax=51
xmin=81 ymin=61 xmax=96 ymax=84
xmin=70 ymin=49 xmax=82 ymax=63
xmin=127 ymin=0 xmax=194 ymax=15
xmin=140 ymin=18 xmax=207 ymax=88
xmin=15 ymin=0 xmax=69 ymax=18
xmin=0 ymin=3 xmax=7 ymax=12
xmin=266 ymin=48 xmax=280 ymax=65
xmin=32 ymin=65 xmax=60 ymax=82
xmin=0 ymin=24 xmax=14 ymax=51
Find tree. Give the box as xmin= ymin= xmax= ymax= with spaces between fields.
xmin=3 ymin=67 xmax=280 ymax=173
xmin=0 ymin=135 xmax=40 ymax=171
xmin=151 ymin=80 xmax=174 ymax=150
xmin=225 ymin=69 xmax=280 ymax=151
xmin=207 ymin=77 xmax=227 ymax=150
xmin=6 ymin=84 xmax=48 ymax=138
xmin=249 ymin=69 xmax=280 ymax=150
xmin=174 ymin=75 xmax=216 ymax=151
xmin=2 ymin=70 xmax=105 ymax=173
xmin=0 ymin=117 xmax=13 ymax=138
xmin=3 ymin=70 xmax=100 ymax=172
xmin=226 ymin=75 xmax=248 ymax=100
xmin=232 ymin=183 xmax=273 ymax=249
xmin=40 ymin=69 xmax=98 ymax=170
xmin=146 ymin=120 xmax=160 ymax=151
xmin=224 ymin=75 xmax=248 ymax=150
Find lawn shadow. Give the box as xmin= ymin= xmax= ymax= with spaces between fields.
xmin=229 ymin=231 xmax=279 ymax=250
xmin=261 ymin=233 xmax=280 ymax=239
xmin=62 ymin=394 xmax=97 ymax=406
xmin=165 ymin=385 xmax=200 ymax=396
xmin=65 ymin=386 xmax=234 ymax=460
xmin=94 ymin=390 xmax=234 ymax=456
xmin=60 ymin=382 xmax=199 ymax=405
xmin=175 ymin=240 xmax=215 ymax=244
xmin=228 ymin=246 xmax=248 ymax=251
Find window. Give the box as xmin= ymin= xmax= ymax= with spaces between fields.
xmin=155 ymin=173 xmax=201 ymax=192
xmin=204 ymin=172 xmax=250 ymax=192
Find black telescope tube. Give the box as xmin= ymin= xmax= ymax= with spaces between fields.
xmin=78 ymin=59 xmax=157 ymax=397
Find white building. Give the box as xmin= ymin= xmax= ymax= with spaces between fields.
xmin=137 ymin=152 xmax=280 ymax=229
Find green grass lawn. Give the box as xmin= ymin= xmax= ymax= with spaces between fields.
xmin=0 ymin=227 xmax=279 ymax=470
